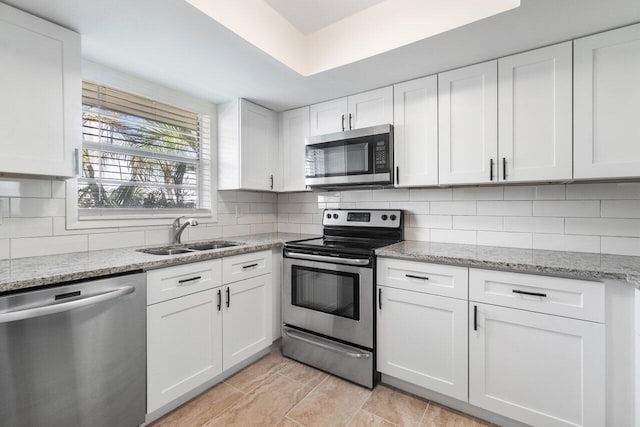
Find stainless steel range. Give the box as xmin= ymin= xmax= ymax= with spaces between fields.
xmin=282 ymin=209 xmax=403 ymax=388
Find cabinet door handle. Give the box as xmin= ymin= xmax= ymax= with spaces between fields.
xmin=348 ymin=113 xmax=353 ymax=130
xmin=226 ymin=287 xmax=230 ymax=308
xmin=473 ymin=305 xmax=478 ymax=331
xmin=396 ymin=166 xmax=399 ymax=185
xmin=502 ymin=157 xmax=507 ymax=180
xmin=512 ymin=289 xmax=547 ymax=298
xmin=489 ymin=158 xmax=494 ymax=181
xmin=74 ymin=148 xmax=81 ymax=176
xmin=405 ymin=274 xmax=429 ymax=281
xmin=270 ymin=174 xmax=274 ymax=189
xmin=378 ymin=288 xmax=382 ymax=310
xmin=242 ymin=263 xmax=258 ymax=270
xmin=341 ymin=114 xmax=345 ymax=131
xmin=178 ymin=276 xmax=201 ymax=285
xmin=217 ymin=289 xmax=222 ymax=311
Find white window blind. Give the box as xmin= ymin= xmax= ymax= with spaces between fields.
xmin=79 ymin=81 xmax=211 ymax=216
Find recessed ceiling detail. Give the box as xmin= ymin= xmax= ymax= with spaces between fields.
xmin=185 ymin=0 xmax=521 ymax=76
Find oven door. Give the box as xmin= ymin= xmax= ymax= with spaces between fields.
xmin=283 ymin=254 xmax=373 ymax=349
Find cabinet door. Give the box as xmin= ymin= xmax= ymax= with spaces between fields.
xmin=309 ymin=97 xmax=348 ymax=136
xmin=223 ymin=274 xmax=272 ymax=370
xmin=574 ymin=23 xmax=640 ymax=179
xmin=469 ymin=303 xmax=605 ymax=427
xmin=347 ymin=86 xmax=393 ymax=130
xmin=377 ymin=286 xmax=468 ymax=401
xmin=439 ymin=61 xmax=498 ymax=185
xmin=498 ymin=42 xmax=573 ymax=182
xmin=240 ymin=99 xmax=276 ymax=190
xmin=0 ymin=3 xmax=81 ymax=177
xmin=279 ymin=106 xmax=309 ymax=192
xmin=393 ymin=77 xmax=438 ymax=187
xmin=147 ymin=289 xmax=223 ymax=412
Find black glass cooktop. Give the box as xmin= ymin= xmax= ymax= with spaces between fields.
xmin=285 ymin=237 xmax=399 ymax=255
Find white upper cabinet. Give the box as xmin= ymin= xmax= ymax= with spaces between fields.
xmin=0 ymin=3 xmax=81 ymax=178
xmin=393 ymin=76 xmax=438 ymax=187
xmin=574 ymin=23 xmax=640 ymax=179
xmin=218 ymin=99 xmax=277 ymax=191
xmin=438 ymin=61 xmax=498 ymax=185
xmin=309 ymin=87 xmax=393 ymax=136
xmin=278 ymin=106 xmax=309 ymax=192
xmin=498 ymin=42 xmax=573 ymax=182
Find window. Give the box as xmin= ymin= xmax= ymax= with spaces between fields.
xmin=79 ymin=81 xmax=211 ymax=216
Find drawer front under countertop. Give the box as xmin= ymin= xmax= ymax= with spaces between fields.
xmin=469 ymin=269 xmax=605 ymax=322
xmin=222 ymin=250 xmax=272 ymax=284
xmin=377 ymin=257 xmax=468 ymax=300
xmin=147 ymin=260 xmax=222 ymax=305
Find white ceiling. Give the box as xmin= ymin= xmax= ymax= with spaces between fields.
xmin=264 ymin=0 xmax=385 ymax=34
xmin=4 ymin=0 xmax=640 ymax=111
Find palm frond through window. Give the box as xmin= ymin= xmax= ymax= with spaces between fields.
xmin=79 ymin=81 xmax=210 ymax=214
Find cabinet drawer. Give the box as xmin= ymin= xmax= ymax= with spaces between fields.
xmin=147 ymin=260 xmax=222 ymax=305
xmin=469 ymin=269 xmax=604 ymax=322
xmin=223 ymin=250 xmax=272 ymax=284
xmin=377 ymin=258 xmax=468 ymax=299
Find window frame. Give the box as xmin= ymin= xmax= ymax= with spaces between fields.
xmin=66 ymin=60 xmax=217 ymax=230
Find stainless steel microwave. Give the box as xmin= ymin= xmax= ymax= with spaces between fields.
xmin=305 ymin=124 xmax=393 ymax=188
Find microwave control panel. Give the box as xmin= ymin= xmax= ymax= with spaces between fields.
xmin=374 ymin=140 xmax=389 ymax=173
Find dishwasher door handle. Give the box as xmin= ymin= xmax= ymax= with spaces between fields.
xmin=0 ymin=286 xmax=135 ymax=324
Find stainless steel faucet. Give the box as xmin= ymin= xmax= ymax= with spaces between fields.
xmin=172 ymin=216 xmax=198 ymax=244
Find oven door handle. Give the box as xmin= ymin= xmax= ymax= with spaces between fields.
xmin=283 ymin=328 xmax=371 ymax=359
xmin=284 ymin=250 xmax=369 ymax=266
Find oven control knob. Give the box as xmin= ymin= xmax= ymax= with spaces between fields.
xmin=333 ymin=213 xmax=339 ymax=219
xmin=390 ymin=214 xmax=397 ymax=221
xmin=326 ymin=213 xmax=332 ymax=219
xmin=381 ymin=214 xmax=388 ymax=221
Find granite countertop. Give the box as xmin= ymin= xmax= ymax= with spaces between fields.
xmin=376 ymin=241 xmax=640 ymax=287
xmin=0 ymin=233 xmax=317 ymax=294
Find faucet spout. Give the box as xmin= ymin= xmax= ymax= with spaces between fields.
xmin=173 ymin=217 xmax=199 ymax=244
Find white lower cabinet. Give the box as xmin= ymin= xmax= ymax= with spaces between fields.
xmin=223 ymin=273 xmax=273 ymax=370
xmin=377 ymin=286 xmax=468 ymax=401
xmin=147 ymin=288 xmax=223 ymax=412
xmin=469 ymin=302 xmax=605 ymax=427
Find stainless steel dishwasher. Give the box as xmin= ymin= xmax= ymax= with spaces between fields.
xmin=0 ymin=272 xmax=146 ymax=427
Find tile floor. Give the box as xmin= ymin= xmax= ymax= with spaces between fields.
xmin=151 ymin=350 xmax=494 ymax=427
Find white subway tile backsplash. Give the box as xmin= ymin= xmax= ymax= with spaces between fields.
xmin=453 ymin=187 xmax=503 ymax=200
xmin=565 ymin=218 xmax=640 ymax=237
xmin=404 ymin=227 xmax=430 ymax=241
xmin=396 ymin=201 xmax=430 ymax=215
xmin=222 ymin=224 xmax=251 ymax=237
xmin=430 ymin=201 xmax=476 ymax=215
xmin=601 ymin=200 xmax=640 ymax=218
xmin=11 ymin=235 xmax=88 ymax=258
xmin=453 ymin=216 xmax=503 ymax=231
xmin=533 ymin=201 xmax=601 ymax=217
xmin=288 ymin=192 xmax=317 ymax=203
xmin=0 ymin=198 xmax=9 ymax=218
xmin=144 ymin=229 xmax=173 ymax=246
xmin=409 ymin=215 xmax=452 ymax=229
xmin=277 ymin=222 xmax=301 ymax=233
xmin=533 ymin=234 xmax=601 ymax=253
xmin=52 ymin=181 xmax=66 ymax=198
xmin=237 ymin=191 xmax=264 ymax=203
xmin=250 ymin=223 xmax=275 ymax=234
xmin=237 ymin=213 xmax=264 ymax=225
xmin=10 ymin=198 xmax=65 ymax=217
xmin=602 ymin=237 xmax=640 ymax=256
xmin=409 ymin=188 xmax=452 ymax=201
xmin=477 ymin=201 xmax=531 ymax=216
xmin=288 ymin=213 xmax=313 ymax=224
xmin=503 ymin=217 xmax=564 ymax=234
xmin=503 ymin=185 xmax=565 ymax=200
xmin=355 ymin=201 xmax=390 ymax=209
xmin=431 ymin=229 xmax=476 ymax=245
xmin=89 ymin=231 xmax=145 ymax=251
xmin=300 ymin=224 xmax=322 ymax=235
xmin=0 ymin=218 xmax=52 ymax=239
xmin=341 ymin=190 xmax=373 ymax=202
xmin=0 ymin=239 xmax=9 ymax=259
xmin=567 ymin=183 xmax=640 ymax=200
xmin=0 ymin=178 xmax=52 ymax=198
xmin=373 ymin=189 xmax=410 ymax=201
xmin=477 ymin=231 xmax=532 ymax=249
xmin=188 ymin=226 xmax=223 ymax=241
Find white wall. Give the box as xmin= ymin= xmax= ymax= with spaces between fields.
xmin=277 ymin=182 xmax=640 ymax=256
xmin=0 ymin=180 xmax=276 ymax=260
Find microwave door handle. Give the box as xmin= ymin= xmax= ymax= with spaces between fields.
xmin=285 ymin=251 xmax=369 ymax=266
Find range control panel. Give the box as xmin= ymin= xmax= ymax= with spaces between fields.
xmin=323 ymin=209 xmax=402 ymax=228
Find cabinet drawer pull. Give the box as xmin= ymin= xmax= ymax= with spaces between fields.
xmin=512 ymin=289 xmax=547 ymax=298
xmin=502 ymin=157 xmax=507 ymax=180
xmin=405 ymin=274 xmax=429 ymax=281
xmin=473 ymin=305 xmax=478 ymax=331
xmin=242 ymin=263 xmax=259 ymax=270
xmin=270 ymin=174 xmax=274 ymax=189
xmin=177 ymin=276 xmax=201 ymax=285
xmin=489 ymin=158 xmax=494 ymax=181
xmin=378 ymin=288 xmax=382 ymax=310
xmin=348 ymin=113 xmax=353 ymax=130
xmin=396 ymin=166 xmax=399 ymax=185
xmin=217 ymin=289 xmax=222 ymax=311
xmin=341 ymin=114 xmax=345 ymax=131
xmin=226 ymin=287 xmax=230 ymax=308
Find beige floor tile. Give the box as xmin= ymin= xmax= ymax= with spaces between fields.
xmin=206 ymin=373 xmax=312 ymax=427
xmin=420 ymin=403 xmax=491 ymax=427
xmin=278 ymin=358 xmax=329 ymax=388
xmin=361 ymin=385 xmax=428 ymax=426
xmin=224 ymin=351 xmax=289 ymax=393
xmin=150 ymin=382 xmax=244 ymax=427
xmin=348 ymin=409 xmax=397 ymax=426
xmin=287 ymin=376 xmax=372 ymax=427
xmin=275 ymin=416 xmax=306 ymax=427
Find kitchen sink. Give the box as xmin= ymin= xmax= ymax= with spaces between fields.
xmin=137 ymin=240 xmax=240 ymax=255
